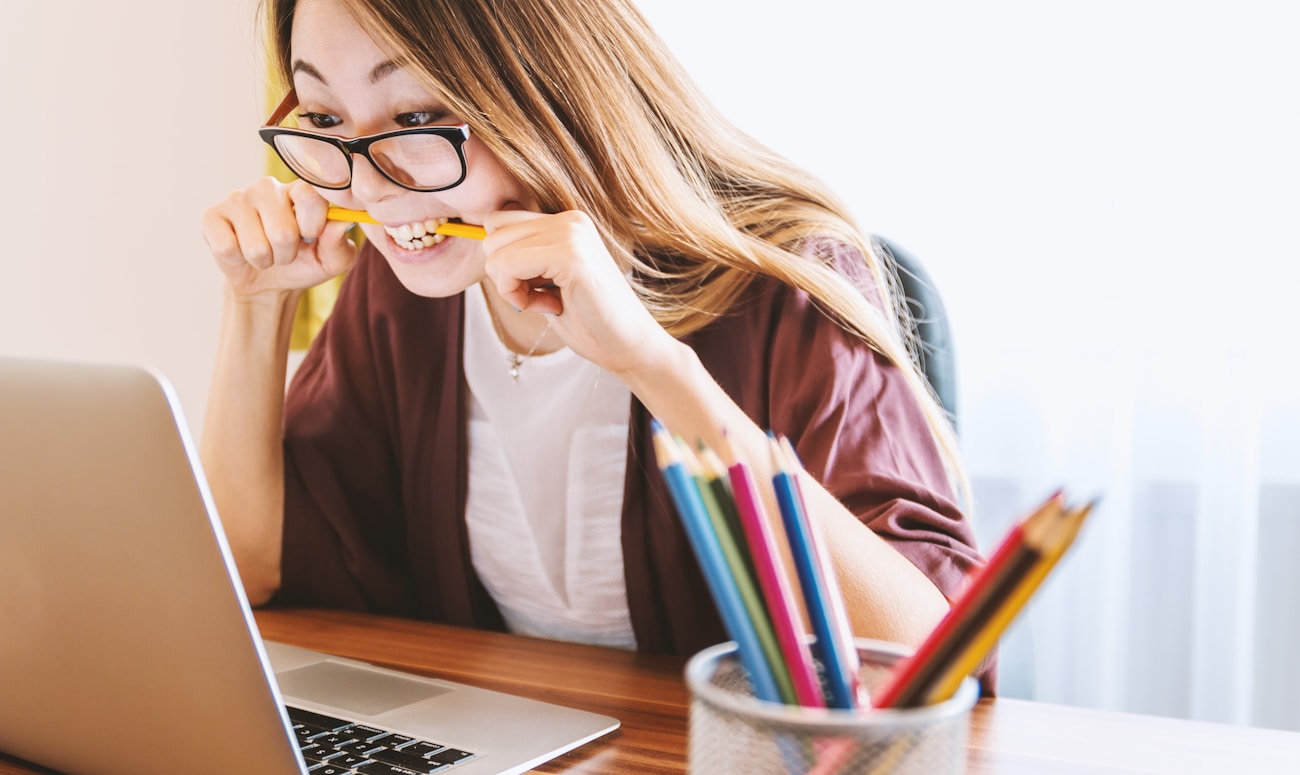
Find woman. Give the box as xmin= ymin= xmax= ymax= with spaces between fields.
xmin=201 ymin=0 xmax=986 ymax=677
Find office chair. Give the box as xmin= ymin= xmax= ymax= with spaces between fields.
xmin=872 ymin=236 xmax=958 ymax=431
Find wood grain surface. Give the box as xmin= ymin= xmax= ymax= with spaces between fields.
xmin=5 ymin=607 xmax=1300 ymax=774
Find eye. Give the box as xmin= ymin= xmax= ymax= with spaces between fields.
xmin=297 ymin=111 xmax=341 ymax=130
xmin=394 ymin=111 xmax=450 ymax=128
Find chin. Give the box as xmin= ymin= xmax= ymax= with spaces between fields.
xmin=376 ymin=243 xmax=483 ymax=299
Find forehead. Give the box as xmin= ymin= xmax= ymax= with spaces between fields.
xmin=287 ymin=0 xmax=451 ymax=119
xmin=289 ymin=0 xmax=394 ymax=83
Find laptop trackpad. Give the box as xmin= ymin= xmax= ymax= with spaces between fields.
xmin=276 ymin=661 xmax=449 ymax=716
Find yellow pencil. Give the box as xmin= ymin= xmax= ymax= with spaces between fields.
xmin=325 ymin=207 xmax=486 ymax=240
xmin=921 ymin=500 xmax=1094 ymax=704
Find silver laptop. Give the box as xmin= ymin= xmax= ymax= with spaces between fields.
xmin=0 ymin=356 xmax=618 ymax=775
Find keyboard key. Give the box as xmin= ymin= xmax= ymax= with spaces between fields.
xmin=308 ymin=765 xmax=352 ymax=775
xmin=330 ymin=752 xmax=370 ymax=768
xmin=299 ymin=743 xmax=342 ymax=762
xmin=372 ymin=733 xmax=416 ymax=748
xmin=430 ymin=748 xmax=474 ymax=765
xmin=295 ymin=723 xmax=328 ymax=741
xmin=349 ymin=724 xmax=388 ymax=741
xmin=287 ymin=707 xmax=352 ymax=732
xmin=371 ymin=747 xmax=447 ymax=771
xmin=401 ymin=742 xmax=445 ymax=758
xmin=354 ymin=761 xmax=437 ymax=775
xmin=315 ymin=733 xmax=360 ymax=748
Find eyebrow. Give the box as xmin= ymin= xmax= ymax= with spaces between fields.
xmin=289 ymin=58 xmax=402 ymax=86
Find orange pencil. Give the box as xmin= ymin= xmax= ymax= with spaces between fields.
xmin=873 ymin=492 xmax=1067 ymax=708
xmin=920 ymin=500 xmax=1094 ymax=705
xmin=326 ymin=207 xmax=486 ymax=240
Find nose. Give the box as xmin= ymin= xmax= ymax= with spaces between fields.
xmin=347 ymin=152 xmax=400 ymax=202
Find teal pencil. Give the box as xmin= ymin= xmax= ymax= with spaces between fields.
xmin=650 ymin=422 xmax=782 ymax=703
xmin=682 ymin=440 xmax=798 ymax=706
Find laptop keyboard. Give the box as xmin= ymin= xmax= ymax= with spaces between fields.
xmin=288 ymin=705 xmax=477 ymax=774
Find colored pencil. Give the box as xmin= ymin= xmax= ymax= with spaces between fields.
xmin=650 ymin=421 xmax=782 ymax=703
xmin=716 ymin=434 xmax=825 ymax=708
xmin=770 ymin=434 xmax=861 ymax=709
xmin=920 ymin=499 xmax=1095 ymax=705
xmin=325 ymin=207 xmax=486 ymax=240
xmin=683 ymin=441 xmax=797 ymax=705
xmin=873 ymin=492 xmax=1083 ymax=708
xmin=871 ymin=491 xmax=1064 ymax=708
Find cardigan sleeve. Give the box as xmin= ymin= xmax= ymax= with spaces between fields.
xmin=274 ymin=246 xmax=417 ymax=614
xmin=694 ymin=257 xmax=982 ymax=601
xmin=767 ymin=305 xmax=980 ymax=603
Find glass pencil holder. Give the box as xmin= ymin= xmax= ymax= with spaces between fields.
xmin=685 ymin=638 xmax=978 ymax=775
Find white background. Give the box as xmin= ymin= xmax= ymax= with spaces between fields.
xmin=3 ymin=0 xmax=1297 ymax=728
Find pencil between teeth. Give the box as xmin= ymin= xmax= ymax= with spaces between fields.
xmin=326 ymin=207 xmax=486 ymax=240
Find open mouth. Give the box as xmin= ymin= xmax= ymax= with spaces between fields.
xmin=385 ymin=217 xmax=460 ymax=251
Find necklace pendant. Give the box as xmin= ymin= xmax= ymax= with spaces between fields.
xmin=507 ymin=354 xmax=522 ymax=383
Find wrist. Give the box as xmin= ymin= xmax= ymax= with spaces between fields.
xmin=614 ymin=331 xmax=694 ymax=404
xmin=218 ymin=285 xmax=303 ymax=363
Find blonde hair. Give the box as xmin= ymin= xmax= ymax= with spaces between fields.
xmin=265 ymin=0 xmax=969 ymax=504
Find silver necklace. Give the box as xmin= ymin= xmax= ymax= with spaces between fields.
xmin=482 ymin=291 xmax=553 ymax=383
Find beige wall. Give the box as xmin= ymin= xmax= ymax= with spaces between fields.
xmin=0 ymin=1 xmax=262 ymax=431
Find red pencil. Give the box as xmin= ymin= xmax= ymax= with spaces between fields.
xmin=873 ymin=491 xmax=1066 ymax=708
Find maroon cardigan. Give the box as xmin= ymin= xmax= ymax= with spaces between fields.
xmin=276 ymin=242 xmax=992 ymax=689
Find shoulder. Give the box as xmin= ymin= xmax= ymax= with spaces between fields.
xmin=690 ymin=237 xmax=881 ymax=354
xmin=682 ymin=239 xmax=897 ymax=417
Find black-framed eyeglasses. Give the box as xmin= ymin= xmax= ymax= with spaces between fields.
xmin=259 ymin=89 xmax=471 ymax=193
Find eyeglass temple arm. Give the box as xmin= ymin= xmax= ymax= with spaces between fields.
xmin=266 ymin=89 xmax=299 ymax=127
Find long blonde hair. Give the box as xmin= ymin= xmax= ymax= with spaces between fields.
xmin=266 ymin=0 xmax=969 ymax=503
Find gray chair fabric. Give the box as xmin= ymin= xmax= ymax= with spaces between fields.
xmin=872 ymin=236 xmax=958 ymax=430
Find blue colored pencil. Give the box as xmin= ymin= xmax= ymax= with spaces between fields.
xmin=769 ymin=433 xmax=861 ymax=709
xmin=651 ymin=421 xmax=782 ymax=703
xmin=688 ymin=443 xmax=798 ymax=705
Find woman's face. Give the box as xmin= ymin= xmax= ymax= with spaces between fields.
xmin=289 ymin=0 xmax=535 ymax=297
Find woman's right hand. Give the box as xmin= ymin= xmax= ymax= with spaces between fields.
xmin=201 ymin=177 xmax=359 ymax=299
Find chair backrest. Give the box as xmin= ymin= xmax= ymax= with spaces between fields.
xmin=872 ymin=235 xmax=958 ymax=430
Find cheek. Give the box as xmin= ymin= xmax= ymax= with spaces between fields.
xmin=461 ymin=139 xmax=538 ymax=211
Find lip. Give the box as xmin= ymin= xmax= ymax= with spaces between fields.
xmin=372 ymin=225 xmax=459 ymax=265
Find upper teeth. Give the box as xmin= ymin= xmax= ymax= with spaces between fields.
xmin=386 ymin=218 xmax=451 ymax=249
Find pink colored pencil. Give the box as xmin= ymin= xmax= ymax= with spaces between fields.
xmin=718 ymin=434 xmax=825 ymax=707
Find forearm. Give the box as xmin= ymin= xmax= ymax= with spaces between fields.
xmin=200 ymin=287 xmax=301 ymax=605
xmin=621 ymin=338 xmax=950 ymax=648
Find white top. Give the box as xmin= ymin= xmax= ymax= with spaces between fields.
xmin=461 ymin=283 xmax=636 ymax=649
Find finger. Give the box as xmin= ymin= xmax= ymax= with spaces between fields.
xmin=223 ymin=203 xmax=277 ymax=270
xmin=288 ymin=182 xmax=330 ymax=246
xmin=315 ymin=219 xmax=361 ymax=278
xmin=200 ymin=206 xmax=247 ymax=268
xmin=517 ymin=285 xmax=564 ymax=316
xmin=257 ymin=186 xmax=307 ymax=266
xmin=482 ymin=208 xmax=549 ymax=249
xmin=487 ymin=250 xmax=561 ymax=312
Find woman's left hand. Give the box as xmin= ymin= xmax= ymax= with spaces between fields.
xmin=480 ymin=209 xmax=676 ymax=379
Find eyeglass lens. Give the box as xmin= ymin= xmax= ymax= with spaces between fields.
xmin=271 ymin=134 xmax=464 ymax=190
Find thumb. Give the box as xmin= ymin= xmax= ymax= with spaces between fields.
xmin=316 ymin=220 xmax=361 ymax=277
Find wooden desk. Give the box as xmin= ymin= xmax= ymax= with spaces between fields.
xmin=4 ymin=607 xmax=1300 ymax=774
